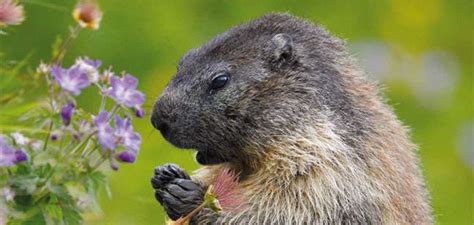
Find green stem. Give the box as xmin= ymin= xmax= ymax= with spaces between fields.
xmin=52 ymin=25 xmax=82 ymax=64
xmin=95 ymin=83 xmax=107 ymax=112
xmin=175 ymin=203 xmax=206 ymax=224
xmin=59 ymin=126 xmax=67 ymax=153
xmin=90 ymin=155 xmax=108 ymax=171
xmin=33 ymin=186 xmax=50 ymax=203
xmin=108 ymin=105 xmax=120 ymax=121
xmin=69 ymin=132 xmax=95 ymax=156
xmin=41 ymin=24 xmax=83 ymax=152
xmin=42 ymin=131 xmax=95 ymax=185
xmin=40 ymin=165 xmax=56 ymax=186
xmin=81 ymin=144 xmax=97 ymax=158
xmin=41 ymin=120 xmax=53 ymax=152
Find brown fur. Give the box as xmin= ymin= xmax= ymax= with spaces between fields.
xmin=152 ymin=13 xmax=433 ymax=224
xmin=192 ymin=53 xmax=432 ymax=225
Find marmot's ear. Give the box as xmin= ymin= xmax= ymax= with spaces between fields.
xmin=270 ymin=33 xmax=295 ymax=67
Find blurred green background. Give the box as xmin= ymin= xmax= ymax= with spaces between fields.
xmin=1 ymin=0 xmax=472 ymax=224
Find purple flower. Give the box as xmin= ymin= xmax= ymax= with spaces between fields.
xmin=110 ymin=158 xmax=119 ymax=171
xmin=117 ymin=151 xmax=136 ymax=163
xmin=114 ymin=116 xmax=141 ymax=152
xmin=134 ymin=106 xmax=145 ymax=118
xmin=0 ymin=136 xmax=28 ymax=167
xmin=93 ymin=111 xmax=116 ymax=150
xmin=61 ymin=102 xmax=75 ymax=126
xmin=0 ymin=136 xmax=16 ymax=167
xmin=108 ymin=75 xmax=145 ymax=108
xmin=50 ymin=133 xmax=59 ymax=141
xmin=93 ymin=111 xmax=141 ymax=164
xmin=52 ymin=65 xmax=91 ymax=96
xmin=73 ymin=57 xmax=101 ymax=83
xmin=14 ymin=150 xmax=27 ymax=163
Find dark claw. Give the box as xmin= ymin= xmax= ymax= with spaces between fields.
xmin=171 ymin=178 xmax=202 ymax=192
xmin=154 ymin=190 xmax=163 ymax=204
xmin=151 ymin=164 xmax=190 ymax=190
xmin=167 ymin=180 xmax=204 ymax=204
xmin=161 ymin=190 xmax=182 ymax=220
xmin=155 ymin=163 xmax=190 ymax=180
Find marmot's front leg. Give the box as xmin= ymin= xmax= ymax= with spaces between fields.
xmin=151 ymin=164 xmax=205 ymax=220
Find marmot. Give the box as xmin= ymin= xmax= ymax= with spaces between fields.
xmin=150 ymin=13 xmax=433 ymax=224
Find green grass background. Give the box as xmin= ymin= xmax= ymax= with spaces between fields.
xmin=1 ymin=0 xmax=472 ymax=224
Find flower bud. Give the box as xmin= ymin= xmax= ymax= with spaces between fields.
xmin=60 ymin=102 xmax=75 ymax=126
xmin=110 ymin=159 xmax=119 ymax=171
xmin=50 ymin=133 xmax=59 ymax=141
xmin=101 ymin=68 xmax=114 ymax=84
xmin=73 ymin=0 xmax=102 ymax=30
xmin=36 ymin=62 xmax=50 ymax=74
xmin=0 ymin=0 xmax=24 ymax=28
xmin=117 ymin=151 xmax=136 ymax=163
xmin=134 ymin=107 xmax=145 ymax=118
xmin=14 ymin=150 xmax=28 ymax=163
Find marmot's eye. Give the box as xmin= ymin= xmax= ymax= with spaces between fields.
xmin=210 ymin=72 xmax=230 ymax=90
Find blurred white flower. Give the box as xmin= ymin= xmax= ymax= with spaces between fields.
xmin=10 ymin=132 xmax=29 ymax=146
xmin=36 ymin=62 xmax=51 ymax=74
xmin=30 ymin=140 xmax=43 ymax=151
xmin=351 ymin=41 xmax=393 ymax=82
xmin=77 ymin=195 xmax=92 ymax=210
xmin=2 ymin=187 xmax=14 ymax=202
xmin=411 ymin=51 xmax=459 ymax=107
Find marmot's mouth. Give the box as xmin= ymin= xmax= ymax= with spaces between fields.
xmin=195 ymin=150 xmax=227 ymax=165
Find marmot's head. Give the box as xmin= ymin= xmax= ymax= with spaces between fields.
xmin=151 ymin=13 xmax=372 ymax=166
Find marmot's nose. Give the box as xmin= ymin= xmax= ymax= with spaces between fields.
xmin=151 ymin=100 xmax=174 ymax=138
xmin=151 ymin=116 xmax=169 ymax=137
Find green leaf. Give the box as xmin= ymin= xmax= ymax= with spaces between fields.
xmin=203 ymin=185 xmax=222 ymax=213
xmin=62 ymin=208 xmax=82 ymax=225
xmin=12 ymin=210 xmax=47 ymax=225
xmin=51 ymin=36 xmax=63 ymax=60
xmin=44 ymin=204 xmax=63 ymax=221
xmin=35 ymin=163 xmax=53 ymax=179
xmin=84 ymin=171 xmax=107 ymax=193
xmin=12 ymin=176 xmax=39 ymax=195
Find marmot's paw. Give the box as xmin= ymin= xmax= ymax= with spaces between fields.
xmin=156 ymin=178 xmax=205 ymax=220
xmin=151 ymin=163 xmax=190 ymax=190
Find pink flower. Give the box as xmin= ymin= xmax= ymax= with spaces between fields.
xmin=0 ymin=0 xmax=24 ymax=28
xmin=210 ymin=168 xmax=245 ymax=212
xmin=172 ymin=168 xmax=245 ymax=225
xmin=73 ymin=0 xmax=102 ymax=30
